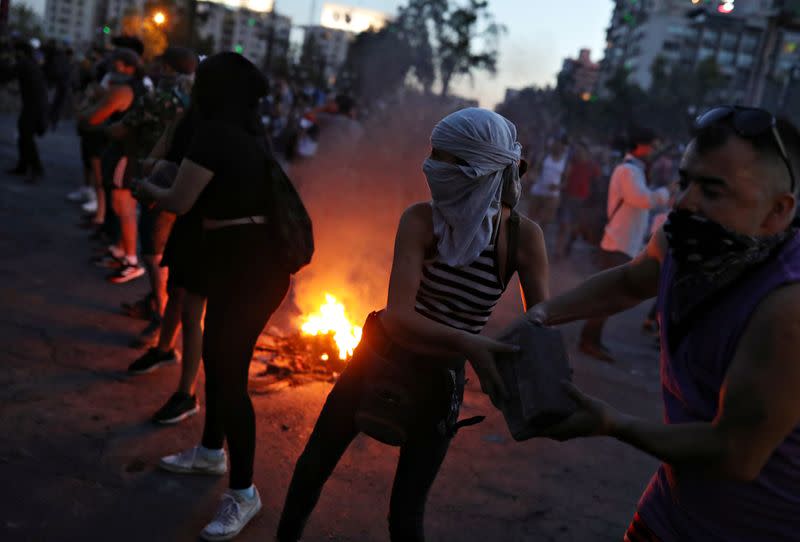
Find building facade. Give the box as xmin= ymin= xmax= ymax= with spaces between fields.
xmin=44 ymin=0 xmax=104 ymax=46
xmin=558 ymin=48 xmax=600 ymax=99
xmin=105 ymin=0 xmax=146 ymax=28
xmin=196 ymin=2 xmax=291 ymax=68
xmin=599 ymin=0 xmax=777 ymax=102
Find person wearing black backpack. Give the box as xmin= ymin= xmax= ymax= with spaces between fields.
xmin=131 ymin=52 xmax=305 ymax=541
xmin=276 ymin=108 xmax=550 ymax=542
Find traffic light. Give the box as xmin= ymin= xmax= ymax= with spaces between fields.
xmin=717 ymin=1 xmax=734 ymax=13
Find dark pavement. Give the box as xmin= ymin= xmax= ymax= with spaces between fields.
xmin=0 ymin=114 xmax=663 ymax=542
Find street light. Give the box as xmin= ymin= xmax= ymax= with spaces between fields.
xmin=153 ymin=11 xmax=167 ymax=26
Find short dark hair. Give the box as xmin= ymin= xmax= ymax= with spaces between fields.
xmin=627 ymin=126 xmax=657 ymax=151
xmin=111 ymin=47 xmax=140 ymax=69
xmin=692 ymin=114 xmax=800 ymax=191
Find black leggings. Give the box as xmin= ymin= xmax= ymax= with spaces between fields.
xmin=200 ymin=225 xmax=289 ymax=489
xmin=17 ymin=112 xmax=42 ymax=174
xmin=277 ymin=350 xmax=454 ymax=542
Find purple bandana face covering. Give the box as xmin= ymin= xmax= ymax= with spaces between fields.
xmin=663 ymin=209 xmax=793 ymax=324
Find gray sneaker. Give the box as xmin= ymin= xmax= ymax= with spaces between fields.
xmin=158 ymin=446 xmax=227 ymax=475
xmin=200 ymin=488 xmax=262 ymax=541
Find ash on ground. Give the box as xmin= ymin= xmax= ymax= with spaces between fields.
xmin=249 ymin=331 xmax=348 ymax=394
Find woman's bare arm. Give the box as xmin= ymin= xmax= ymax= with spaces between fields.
xmin=515 ymin=215 xmax=549 ymax=311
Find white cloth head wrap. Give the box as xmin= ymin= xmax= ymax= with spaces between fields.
xmin=423 ymin=107 xmax=522 ymax=267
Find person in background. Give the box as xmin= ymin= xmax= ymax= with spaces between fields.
xmin=556 ymin=141 xmax=601 ymax=260
xmin=578 ymin=127 xmax=670 ymax=363
xmin=78 ymin=48 xmax=141 ymax=238
xmin=111 ymin=46 xmax=196 ymax=346
xmin=526 ymin=106 xmax=800 ymax=542
xmin=0 ymin=40 xmax=48 ymax=183
xmin=129 ymin=107 xmax=206 ymax=427
xmin=82 ymin=48 xmax=149 ymax=284
xmin=68 ymin=47 xmax=107 ymax=215
xmin=526 ymin=135 xmax=570 ymax=228
xmin=44 ymin=40 xmax=73 ymax=129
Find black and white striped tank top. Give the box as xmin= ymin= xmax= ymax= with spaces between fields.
xmin=415 ymin=216 xmax=508 ymax=334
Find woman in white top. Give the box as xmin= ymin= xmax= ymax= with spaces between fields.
xmin=527 ymin=137 xmax=570 ymax=226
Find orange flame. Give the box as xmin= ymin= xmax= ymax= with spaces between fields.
xmin=300 ymin=294 xmax=363 ymax=360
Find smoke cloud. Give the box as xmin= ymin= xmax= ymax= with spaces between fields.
xmin=271 ymin=95 xmax=472 ymax=332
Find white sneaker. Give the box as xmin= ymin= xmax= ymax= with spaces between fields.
xmin=158 ymin=446 xmax=227 ymax=475
xmin=82 ymin=198 xmax=98 ymax=214
xmin=200 ymin=488 xmax=262 ymax=541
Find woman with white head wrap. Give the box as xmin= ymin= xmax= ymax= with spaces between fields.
xmin=279 ymin=108 xmax=549 ymax=542
xmin=424 ymin=107 xmax=524 ymax=266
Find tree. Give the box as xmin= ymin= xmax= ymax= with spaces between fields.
xmin=436 ymin=0 xmax=504 ymax=96
xmin=343 ymin=25 xmax=415 ymax=102
xmin=394 ymin=0 xmax=447 ymax=94
xmin=646 ymin=55 xmax=724 ymax=138
xmin=343 ymin=0 xmax=506 ymax=101
xmin=299 ymin=31 xmax=328 ymax=87
xmin=8 ymin=4 xmax=43 ymax=38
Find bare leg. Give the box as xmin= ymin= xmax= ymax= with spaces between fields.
xmin=178 ymin=292 xmax=205 ymax=396
xmin=156 ymin=286 xmax=185 ymax=353
xmin=111 ymin=189 xmax=138 ymax=260
xmin=144 ymin=254 xmax=168 ymax=316
xmin=91 ymin=157 xmax=105 ymax=224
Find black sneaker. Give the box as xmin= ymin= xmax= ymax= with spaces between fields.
xmin=152 ymin=392 xmax=199 ymax=425
xmin=108 ymin=261 xmax=146 ymax=284
xmin=128 ymin=348 xmax=178 ymax=375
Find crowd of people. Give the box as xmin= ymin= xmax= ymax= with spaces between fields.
xmin=520 ymin=127 xmax=683 ymax=362
xmin=3 ymin=31 xmax=800 ymax=542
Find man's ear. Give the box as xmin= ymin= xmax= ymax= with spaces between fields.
xmin=764 ymin=193 xmax=797 ymax=233
xmin=519 ymin=159 xmax=529 ymax=177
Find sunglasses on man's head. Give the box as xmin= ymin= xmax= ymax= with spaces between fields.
xmin=694 ymin=106 xmax=796 ymax=194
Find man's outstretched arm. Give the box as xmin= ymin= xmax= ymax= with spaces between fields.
xmin=542 ymin=283 xmax=800 ymax=481
xmin=528 ymin=230 xmax=666 ymax=326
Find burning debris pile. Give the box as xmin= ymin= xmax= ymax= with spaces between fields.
xmin=249 ymin=294 xmax=363 ymax=394
xmin=250 ymin=96 xmax=467 ymax=394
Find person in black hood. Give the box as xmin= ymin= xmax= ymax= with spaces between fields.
xmin=134 ymin=52 xmax=289 ymax=541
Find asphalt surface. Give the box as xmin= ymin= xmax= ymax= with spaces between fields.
xmin=0 ymin=115 xmax=663 ymax=541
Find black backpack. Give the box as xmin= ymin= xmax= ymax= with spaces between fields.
xmin=265 ymin=158 xmax=314 ymax=274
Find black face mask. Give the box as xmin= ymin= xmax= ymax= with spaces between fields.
xmin=663 ymin=209 xmax=794 ymax=325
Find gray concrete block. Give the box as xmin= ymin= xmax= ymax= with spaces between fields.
xmin=496 ymin=319 xmax=577 ymax=441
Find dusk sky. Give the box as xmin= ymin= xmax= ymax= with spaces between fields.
xmin=22 ymin=0 xmax=614 ymax=107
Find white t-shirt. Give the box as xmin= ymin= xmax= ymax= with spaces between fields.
xmin=601 ymin=155 xmax=670 ymax=258
xmin=530 ymin=152 xmax=569 ymax=197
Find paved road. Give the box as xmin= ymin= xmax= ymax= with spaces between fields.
xmin=0 ymin=115 xmax=663 ymax=542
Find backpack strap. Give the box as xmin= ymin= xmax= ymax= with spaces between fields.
xmin=504 ymin=209 xmax=521 ymax=287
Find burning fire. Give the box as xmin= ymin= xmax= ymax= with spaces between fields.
xmin=300 ymin=294 xmax=363 ymax=360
